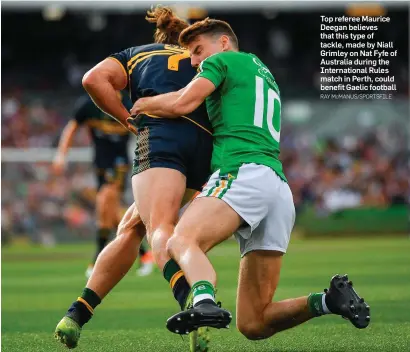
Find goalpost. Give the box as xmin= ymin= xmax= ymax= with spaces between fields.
xmin=2 ymin=147 xmax=93 ymax=163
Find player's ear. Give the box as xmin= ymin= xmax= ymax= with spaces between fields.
xmin=220 ymin=35 xmax=230 ymax=51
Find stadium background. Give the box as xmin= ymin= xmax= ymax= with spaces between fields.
xmin=1 ymin=1 xmax=409 ymax=351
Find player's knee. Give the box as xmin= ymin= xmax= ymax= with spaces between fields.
xmin=237 ymin=324 xmax=266 ymax=341
xmin=146 ymin=212 xmax=176 ymax=235
xmin=166 ymin=234 xmax=190 ymax=259
xmin=148 ymin=223 xmax=173 ymax=248
xmin=165 ymin=235 xmax=178 ymax=258
xmin=237 ymin=318 xmax=270 ymax=341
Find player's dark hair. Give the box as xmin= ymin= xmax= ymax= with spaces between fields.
xmin=146 ymin=6 xmax=189 ymax=45
xmin=179 ymin=18 xmax=239 ymax=49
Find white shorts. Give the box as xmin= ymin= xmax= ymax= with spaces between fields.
xmin=197 ymin=163 xmax=295 ymax=257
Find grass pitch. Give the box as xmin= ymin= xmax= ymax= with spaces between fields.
xmin=2 ymin=237 xmax=410 ymax=351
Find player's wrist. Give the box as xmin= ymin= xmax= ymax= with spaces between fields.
xmin=126 ymin=116 xmax=139 ymax=135
xmin=54 ymin=152 xmax=66 ymax=164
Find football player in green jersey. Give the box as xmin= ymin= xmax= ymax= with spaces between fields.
xmin=131 ymin=18 xmax=371 ymax=340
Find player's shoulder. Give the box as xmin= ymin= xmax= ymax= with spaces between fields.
xmin=226 ymin=51 xmax=257 ymax=62
xmin=111 ymin=43 xmax=183 ymax=64
xmin=203 ymin=51 xmax=251 ymax=65
xmin=127 ymin=43 xmax=169 ymax=55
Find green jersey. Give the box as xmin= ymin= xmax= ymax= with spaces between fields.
xmin=196 ymin=51 xmax=286 ymax=182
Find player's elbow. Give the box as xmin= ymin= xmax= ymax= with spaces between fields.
xmin=82 ymin=69 xmax=98 ymax=90
xmin=82 ymin=64 xmax=109 ymax=90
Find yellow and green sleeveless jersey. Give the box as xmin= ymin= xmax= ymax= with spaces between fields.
xmin=196 ymin=51 xmax=286 ymax=182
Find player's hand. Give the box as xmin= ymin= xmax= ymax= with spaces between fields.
xmin=52 ymin=155 xmax=66 ymax=176
xmin=130 ymin=98 xmax=149 ymax=116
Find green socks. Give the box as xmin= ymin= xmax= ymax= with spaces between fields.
xmin=192 ymin=280 xmax=216 ymax=307
xmin=308 ymin=293 xmax=331 ymax=316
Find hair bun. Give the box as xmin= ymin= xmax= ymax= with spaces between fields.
xmin=156 ymin=13 xmax=172 ymax=30
xmin=146 ymin=5 xmax=189 ymax=45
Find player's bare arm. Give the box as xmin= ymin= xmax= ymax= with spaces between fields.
xmin=82 ymin=58 xmax=132 ymax=131
xmin=129 ymin=89 xmax=184 ymax=118
xmin=53 ymin=120 xmax=79 ymax=175
xmin=131 ymin=78 xmax=215 ymax=118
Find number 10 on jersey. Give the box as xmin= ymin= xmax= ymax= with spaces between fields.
xmin=253 ymin=76 xmax=281 ymax=143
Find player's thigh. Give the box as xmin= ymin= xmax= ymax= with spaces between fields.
xmin=172 ymin=163 xmax=272 ymax=252
xmin=180 ymin=163 xmax=271 ymax=253
xmin=132 ymin=167 xmax=186 ymax=231
xmin=236 ymin=250 xmax=283 ymax=329
xmin=173 ymin=196 xmax=243 ymax=253
xmin=131 ymin=119 xmax=193 ymax=230
xmin=96 ymin=183 xmax=121 ymax=211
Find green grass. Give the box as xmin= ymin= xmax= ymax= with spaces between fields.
xmin=2 ymin=237 xmax=410 ymax=351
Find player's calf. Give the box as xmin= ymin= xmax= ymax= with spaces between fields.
xmin=87 ymin=184 xmax=121 ymax=277
xmin=131 ymin=168 xmax=193 ymax=309
xmin=147 ymin=223 xmax=176 ymax=269
xmin=140 ymin=216 xmax=191 ymax=309
xmin=55 ymin=205 xmax=143 ymax=348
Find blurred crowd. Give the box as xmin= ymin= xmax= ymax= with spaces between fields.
xmin=1 ymin=95 xmax=134 ymax=245
xmin=2 ymin=162 xmax=97 ymax=245
xmin=283 ymin=127 xmax=409 ymax=213
xmin=2 ymin=92 xmax=90 ymax=148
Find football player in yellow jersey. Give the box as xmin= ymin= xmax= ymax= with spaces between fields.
xmin=55 ymin=6 xmax=212 ymax=351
